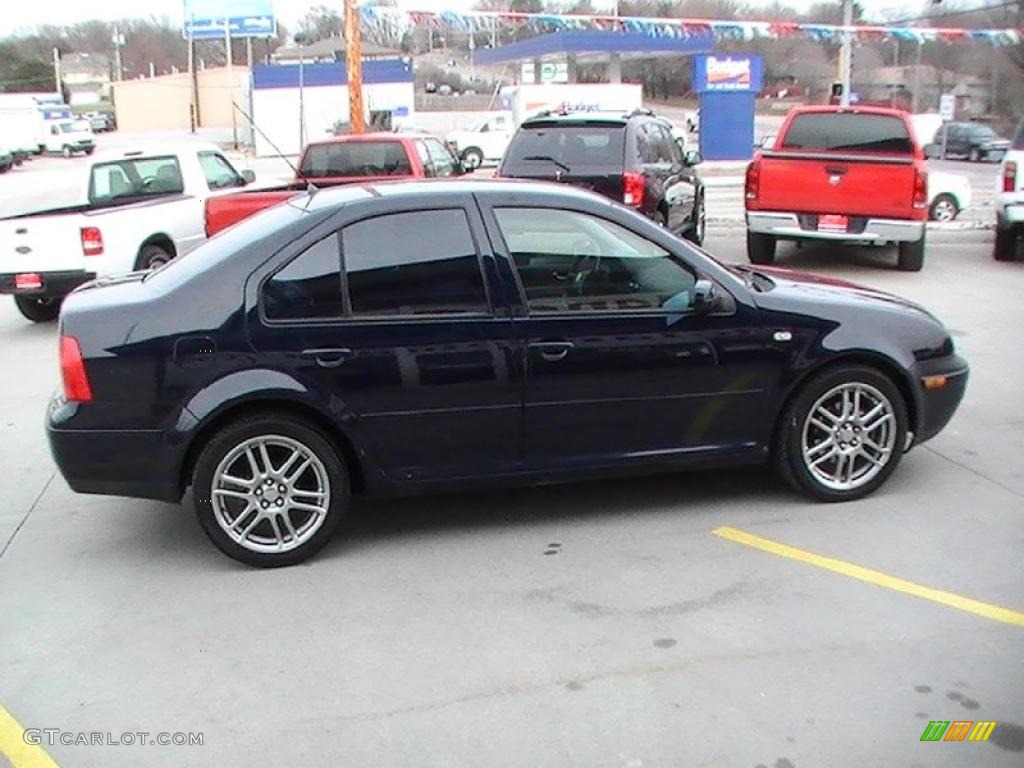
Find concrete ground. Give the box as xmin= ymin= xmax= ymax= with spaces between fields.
xmin=1 ymin=208 xmax=1022 ymax=765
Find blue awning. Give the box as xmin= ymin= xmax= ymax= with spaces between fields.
xmin=474 ymin=30 xmax=714 ymax=66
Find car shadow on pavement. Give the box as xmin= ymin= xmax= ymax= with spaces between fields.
xmin=768 ymin=242 xmax=912 ymax=274
xmin=326 ymin=464 xmax=792 ymax=558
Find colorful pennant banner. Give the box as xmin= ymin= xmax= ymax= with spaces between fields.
xmin=360 ymin=7 xmax=1023 ymax=47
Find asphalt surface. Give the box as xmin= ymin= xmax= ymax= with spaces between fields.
xmin=1 ymin=197 xmax=1022 ymax=765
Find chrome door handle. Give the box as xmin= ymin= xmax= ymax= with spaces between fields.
xmin=528 ymin=341 xmax=574 ymax=362
xmin=301 ymin=347 xmax=353 ymax=368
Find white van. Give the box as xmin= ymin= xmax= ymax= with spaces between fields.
xmin=42 ymin=119 xmax=95 ymax=157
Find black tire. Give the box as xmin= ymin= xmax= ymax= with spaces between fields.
xmin=192 ymin=413 xmax=350 ymax=567
xmin=654 ymin=208 xmax=668 ymax=228
xmin=774 ymin=364 xmax=909 ymax=502
xmin=968 ymin=147 xmax=980 ymax=162
xmin=13 ymin=295 xmax=61 ymax=322
xmin=897 ymin=234 xmax=925 ymax=271
xmin=747 ymin=231 xmax=776 ymax=265
xmin=683 ymin=193 xmax=706 ymax=246
xmin=136 ymin=243 xmax=173 ymax=270
xmin=62 ymin=145 xmax=73 ymax=158
xmin=994 ymin=226 xmax=1018 ymax=262
xmin=461 ymin=147 xmax=484 ymax=170
xmin=85 ymin=147 xmax=95 ymax=155
xmin=928 ymin=193 xmax=958 ymax=222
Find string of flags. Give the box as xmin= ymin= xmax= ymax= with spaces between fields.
xmin=359 ymin=7 xmax=1023 ymax=47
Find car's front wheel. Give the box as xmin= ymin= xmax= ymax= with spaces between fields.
xmin=929 ymin=193 xmax=958 ymax=222
xmin=460 ymin=147 xmax=483 ymax=170
xmin=192 ymin=413 xmax=350 ymax=567
xmin=775 ymin=365 xmax=908 ymax=501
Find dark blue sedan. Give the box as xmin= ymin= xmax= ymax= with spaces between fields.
xmin=47 ymin=180 xmax=968 ymax=566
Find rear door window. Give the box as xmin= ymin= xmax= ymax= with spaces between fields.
xmin=782 ymin=113 xmax=913 ymax=153
xmin=503 ymin=124 xmax=626 ymax=174
xmin=299 ymin=141 xmax=412 ymax=178
xmin=342 ymin=209 xmax=488 ymax=316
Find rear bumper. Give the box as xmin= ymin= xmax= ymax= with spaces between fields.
xmin=909 ymin=354 xmax=969 ymax=445
xmin=746 ymin=211 xmax=925 ymax=242
xmin=46 ymin=396 xmax=185 ymax=503
xmin=0 ymin=271 xmax=95 ymax=299
xmin=996 ymin=199 xmax=1024 ymax=227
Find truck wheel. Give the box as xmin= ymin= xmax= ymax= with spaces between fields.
xmin=85 ymin=147 xmax=95 ymax=155
xmin=137 ymin=244 xmax=173 ymax=270
xmin=62 ymin=145 xmax=74 ymax=158
xmin=968 ymin=148 xmax=980 ymax=162
xmin=929 ymin=194 xmax=958 ymax=222
xmin=684 ymin=193 xmax=706 ymax=246
xmin=897 ymin=235 xmax=925 ymax=271
xmin=994 ymin=226 xmax=1019 ymax=262
xmin=461 ymin=147 xmax=483 ymax=170
xmin=14 ymin=296 xmax=61 ymax=323
xmin=747 ymin=231 xmax=776 ymax=265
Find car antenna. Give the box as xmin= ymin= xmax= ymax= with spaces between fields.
xmin=232 ymin=101 xmax=319 ymax=194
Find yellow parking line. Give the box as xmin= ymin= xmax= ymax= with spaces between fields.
xmin=713 ymin=526 xmax=1024 ymax=628
xmin=0 ymin=706 xmax=60 ymax=768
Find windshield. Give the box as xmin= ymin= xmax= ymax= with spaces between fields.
xmin=58 ymin=122 xmax=78 ymax=134
xmin=88 ymin=155 xmax=185 ymax=205
xmin=298 ymin=141 xmax=411 ymax=178
xmin=503 ymin=124 xmax=626 ymax=174
xmin=782 ymin=113 xmax=914 ymax=153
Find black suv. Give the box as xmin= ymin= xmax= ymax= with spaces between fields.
xmin=499 ymin=110 xmax=706 ymax=244
xmin=939 ymin=122 xmax=1012 ymax=162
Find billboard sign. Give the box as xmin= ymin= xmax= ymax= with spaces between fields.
xmin=693 ymin=55 xmax=764 ymax=94
xmin=183 ymin=0 xmax=275 ymax=39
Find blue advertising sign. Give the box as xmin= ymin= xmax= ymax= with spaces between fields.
xmin=183 ymin=0 xmax=275 ymax=39
xmin=692 ymin=55 xmax=764 ymax=94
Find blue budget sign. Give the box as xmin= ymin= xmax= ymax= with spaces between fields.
xmin=183 ymin=0 xmax=276 ymax=39
xmin=693 ymin=55 xmax=764 ymax=94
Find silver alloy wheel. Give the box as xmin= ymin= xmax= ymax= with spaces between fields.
xmin=695 ymin=196 xmax=706 ymax=242
xmin=211 ymin=434 xmax=331 ymax=554
xmin=801 ymin=382 xmax=897 ymax=492
xmin=931 ymin=196 xmax=957 ymax=222
xmin=461 ymin=149 xmax=482 ymax=169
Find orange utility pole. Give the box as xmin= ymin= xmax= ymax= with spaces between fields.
xmin=344 ymin=0 xmax=366 ymax=133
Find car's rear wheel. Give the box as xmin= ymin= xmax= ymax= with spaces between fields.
xmin=747 ymin=231 xmax=776 ymax=264
xmin=775 ymin=365 xmax=908 ymax=501
xmin=929 ymin=194 xmax=958 ymax=222
xmin=897 ymin=234 xmax=925 ymax=271
xmin=192 ymin=414 xmax=349 ymax=567
xmin=461 ymin=147 xmax=483 ymax=170
xmin=136 ymin=244 xmax=173 ymax=270
xmin=13 ymin=295 xmax=61 ymax=322
xmin=994 ymin=226 xmax=1019 ymax=261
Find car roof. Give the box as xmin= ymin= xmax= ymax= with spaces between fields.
xmin=787 ymin=105 xmax=910 ymax=118
xmin=304 ymin=132 xmax=423 ymax=147
xmin=303 ymin=178 xmax=607 ymax=213
xmin=520 ymin=110 xmax=650 ymax=127
xmin=89 ymin=142 xmax=224 ymax=162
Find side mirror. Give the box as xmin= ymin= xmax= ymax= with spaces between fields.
xmin=692 ymin=279 xmax=717 ymax=314
xmin=240 ymin=169 xmax=256 ymax=184
xmin=923 ymin=143 xmax=942 ymax=160
xmin=684 ymin=150 xmax=703 ymax=166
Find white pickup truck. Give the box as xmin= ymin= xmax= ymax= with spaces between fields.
xmin=1 ymin=143 xmax=255 ymax=321
xmin=994 ymin=117 xmax=1023 ymax=261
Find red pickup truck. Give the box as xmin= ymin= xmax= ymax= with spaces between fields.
xmin=205 ymin=132 xmax=463 ymax=236
xmin=745 ymin=106 xmax=932 ymax=271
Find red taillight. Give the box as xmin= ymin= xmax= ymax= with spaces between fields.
xmin=1004 ymin=161 xmax=1018 ymax=193
xmin=60 ymin=336 xmax=93 ymax=403
xmin=913 ymin=167 xmax=928 ymax=210
xmin=623 ymin=171 xmax=644 ymax=207
xmin=80 ymin=227 xmax=103 ymax=256
xmin=14 ymin=273 xmax=42 ymax=291
xmin=745 ymin=160 xmax=761 ymax=204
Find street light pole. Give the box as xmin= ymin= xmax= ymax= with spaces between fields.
xmin=839 ymin=0 xmax=853 ymax=106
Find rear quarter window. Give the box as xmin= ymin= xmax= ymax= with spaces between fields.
xmin=782 ymin=113 xmax=914 ymax=154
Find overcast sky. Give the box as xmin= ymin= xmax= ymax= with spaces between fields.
xmin=0 ymin=1 xmax=940 ymax=38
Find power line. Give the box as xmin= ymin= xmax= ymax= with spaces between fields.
xmin=883 ymin=0 xmax=1022 ymax=26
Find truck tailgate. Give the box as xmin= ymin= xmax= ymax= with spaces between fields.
xmin=756 ymin=151 xmax=918 ymax=219
xmin=0 ymin=215 xmax=85 ymax=274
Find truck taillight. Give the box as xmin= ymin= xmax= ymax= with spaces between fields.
xmin=745 ymin=160 xmax=760 ymax=203
xmin=623 ymin=172 xmax=644 ymax=207
xmin=80 ymin=227 xmax=103 ymax=256
xmin=1004 ymin=161 xmax=1018 ymax=193
xmin=60 ymin=336 xmax=93 ymax=403
xmin=913 ymin=168 xmax=928 ymax=210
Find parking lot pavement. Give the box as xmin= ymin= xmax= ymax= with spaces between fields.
xmin=1 ymin=228 xmax=1023 ymax=767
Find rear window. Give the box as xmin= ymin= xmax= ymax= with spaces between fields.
xmin=782 ymin=113 xmax=914 ymax=154
xmin=503 ymin=124 xmax=625 ymax=174
xmin=299 ymin=141 xmax=411 ymax=178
